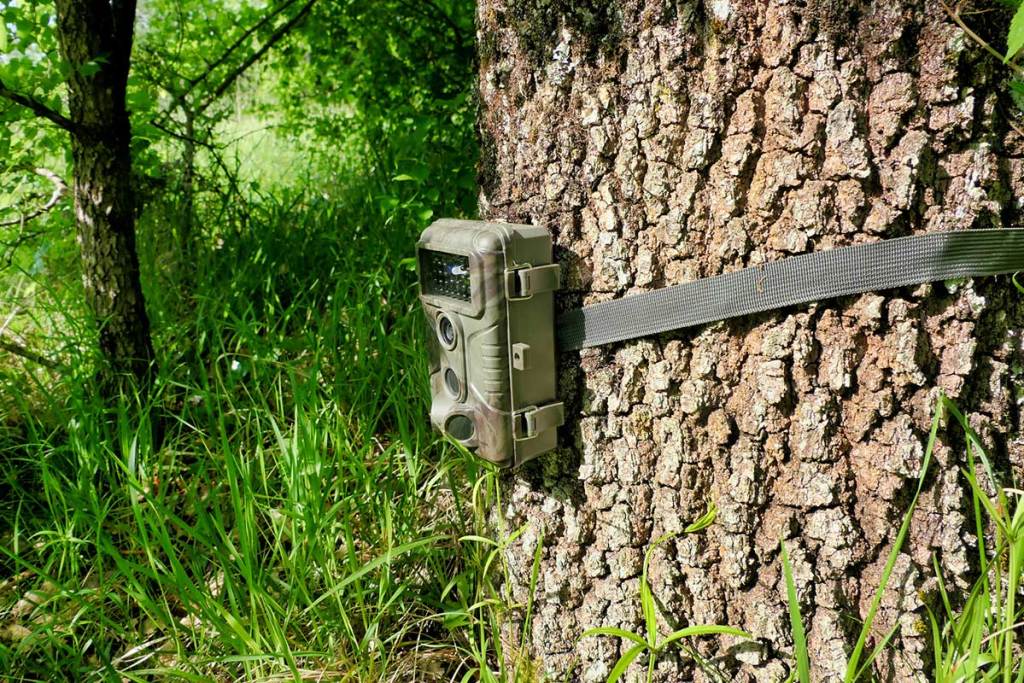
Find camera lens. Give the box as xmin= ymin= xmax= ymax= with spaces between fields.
xmin=444 ymin=414 xmax=475 ymax=441
xmin=444 ymin=368 xmax=461 ymax=397
xmin=437 ymin=314 xmax=457 ymax=349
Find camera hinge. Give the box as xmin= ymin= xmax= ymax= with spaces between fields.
xmin=514 ymin=402 xmax=565 ymax=440
xmin=506 ymin=264 xmax=561 ymax=300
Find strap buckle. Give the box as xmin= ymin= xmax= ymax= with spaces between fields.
xmin=514 ymin=403 xmax=565 ymax=439
xmin=506 ymin=264 xmax=561 ymax=300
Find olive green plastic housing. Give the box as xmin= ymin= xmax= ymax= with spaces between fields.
xmin=417 ymin=219 xmax=564 ymax=467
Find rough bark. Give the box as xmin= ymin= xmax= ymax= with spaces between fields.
xmin=54 ymin=0 xmax=155 ymax=391
xmin=477 ymin=1 xmax=1024 ymax=680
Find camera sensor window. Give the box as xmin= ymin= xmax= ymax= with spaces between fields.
xmin=444 ymin=414 xmax=475 ymax=441
xmin=444 ymin=368 xmax=461 ymax=397
xmin=420 ymin=250 xmax=471 ymax=302
xmin=437 ymin=314 xmax=457 ymax=349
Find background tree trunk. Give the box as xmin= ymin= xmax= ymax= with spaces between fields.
xmin=55 ymin=0 xmax=155 ymax=391
xmin=477 ymin=1 xmax=1024 ymax=680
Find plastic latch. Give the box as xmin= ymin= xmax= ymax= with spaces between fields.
xmin=514 ymin=403 xmax=565 ymax=439
xmin=512 ymin=343 xmax=530 ymax=370
xmin=506 ymin=264 xmax=561 ymax=300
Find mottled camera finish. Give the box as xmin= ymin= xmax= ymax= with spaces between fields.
xmin=417 ymin=219 xmax=563 ymax=467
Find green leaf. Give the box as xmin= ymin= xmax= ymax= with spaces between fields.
xmin=658 ymin=625 xmax=751 ymax=649
xmin=640 ymin=532 xmax=676 ymax=646
xmin=394 ymin=164 xmax=429 ymax=183
xmin=961 ymin=466 xmax=1009 ymax=539
xmin=80 ymin=60 xmax=102 ymax=77
xmin=458 ymin=534 xmax=500 ymax=547
xmin=126 ymin=88 xmax=156 ymax=114
xmin=684 ymin=500 xmax=717 ymax=534
xmin=521 ymin=526 xmax=544 ymax=654
xmin=580 ymin=626 xmax=648 ymax=647
xmin=1011 ymin=80 xmax=1024 ymax=113
xmin=640 ymin=575 xmax=657 ymax=647
xmin=925 ymin=605 xmax=945 ymax=683
xmin=781 ymin=541 xmax=810 ymax=683
xmin=1013 ymin=272 xmax=1023 ymax=294
xmin=607 ymin=643 xmax=647 ymax=683
xmin=1008 ymin=3 xmax=1024 ymax=62
xmin=851 ymin=622 xmax=900 ymax=682
xmin=441 ymin=609 xmax=471 ymax=631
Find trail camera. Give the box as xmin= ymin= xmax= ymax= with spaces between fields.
xmin=418 ymin=218 xmax=1024 ymax=468
xmin=417 ymin=219 xmax=564 ymax=467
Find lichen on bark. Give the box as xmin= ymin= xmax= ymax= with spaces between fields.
xmin=505 ymin=0 xmax=624 ymax=68
xmin=477 ymin=0 xmax=1024 ymax=680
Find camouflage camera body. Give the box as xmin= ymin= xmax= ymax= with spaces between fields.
xmin=417 ymin=219 xmax=563 ymax=467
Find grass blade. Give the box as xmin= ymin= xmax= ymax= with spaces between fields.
xmin=521 ymin=526 xmax=545 ymax=656
xmin=781 ymin=541 xmax=811 ymax=683
xmin=640 ymin=578 xmax=658 ymax=648
xmin=845 ymin=395 xmax=943 ymax=682
xmin=641 ymin=533 xmax=676 ymax=648
xmin=684 ymin=501 xmax=718 ymax=534
xmin=304 ymin=535 xmax=442 ymax=613
xmin=658 ymin=625 xmax=751 ymax=648
xmin=926 ymin=605 xmax=945 ymax=683
xmin=852 ymin=623 xmax=900 ymax=682
xmin=580 ymin=627 xmax=648 ymax=647
xmin=607 ymin=643 xmax=648 ymax=683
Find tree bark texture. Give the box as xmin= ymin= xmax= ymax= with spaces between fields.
xmin=55 ymin=0 xmax=155 ymax=389
xmin=477 ymin=1 xmax=1024 ymax=680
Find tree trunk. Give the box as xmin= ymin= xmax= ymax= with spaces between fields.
xmin=477 ymin=1 xmax=1024 ymax=680
xmin=55 ymin=0 xmax=155 ymax=392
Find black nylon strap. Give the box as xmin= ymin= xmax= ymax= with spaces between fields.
xmin=557 ymin=229 xmax=1024 ymax=351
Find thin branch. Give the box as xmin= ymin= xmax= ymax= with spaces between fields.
xmin=0 ymin=168 xmax=69 ymax=228
xmin=189 ymin=0 xmax=298 ymax=88
xmin=149 ymin=121 xmax=249 ymax=213
xmin=939 ymin=0 xmax=1024 ymax=78
xmin=0 ymin=80 xmax=77 ymax=133
xmin=0 ymin=225 xmax=44 ymax=267
xmin=136 ymin=46 xmax=191 ymax=85
xmin=397 ymin=0 xmax=465 ymax=50
xmin=197 ymin=0 xmax=319 ymax=114
xmin=0 ymin=229 xmax=45 ymax=259
xmin=423 ymin=0 xmax=466 ymax=47
xmin=0 ymin=290 xmax=58 ymax=374
xmin=222 ymin=122 xmax=287 ymax=146
xmin=158 ymin=0 xmax=301 ymax=117
xmin=150 ymin=120 xmax=221 ymax=151
xmin=0 ymin=336 xmax=59 ymax=369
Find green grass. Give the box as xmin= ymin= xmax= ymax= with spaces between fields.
xmin=781 ymin=394 xmax=1024 ymax=683
xmin=1 ymin=140 xmax=1021 ymax=681
xmin=0 ymin=174 xmax=536 ymax=680
xmin=581 ymin=502 xmax=752 ymax=683
xmin=780 ymin=541 xmax=810 ymax=683
xmin=926 ymin=399 xmax=1024 ymax=683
